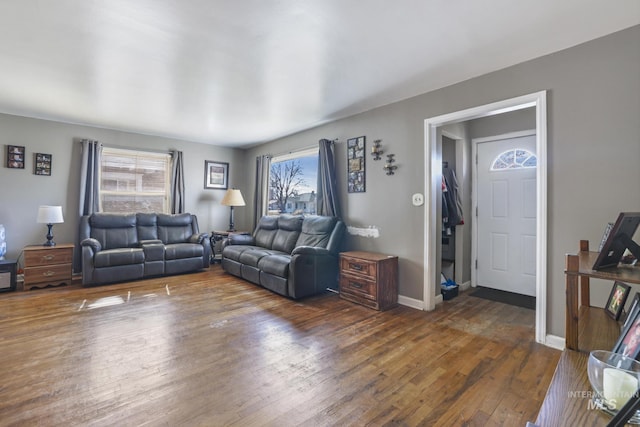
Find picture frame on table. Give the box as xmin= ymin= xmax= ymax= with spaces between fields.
xmin=622 ymin=292 xmax=640 ymax=329
xmin=6 ymin=145 xmax=25 ymax=169
xmin=613 ymin=295 xmax=640 ymax=361
xmin=204 ymin=160 xmax=229 ymax=190
xmin=605 ymin=281 xmax=630 ymax=320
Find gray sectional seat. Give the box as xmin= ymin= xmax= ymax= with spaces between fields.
xmin=221 ymin=214 xmax=345 ymax=299
xmin=80 ymin=212 xmax=210 ymax=285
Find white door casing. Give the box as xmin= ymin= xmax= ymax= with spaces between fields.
xmin=423 ymin=90 xmax=548 ymax=345
xmin=473 ymin=131 xmax=537 ymax=296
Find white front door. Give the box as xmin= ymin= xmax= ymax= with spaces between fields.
xmin=474 ymin=132 xmax=537 ymax=296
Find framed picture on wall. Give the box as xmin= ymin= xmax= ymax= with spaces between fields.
xmin=347 ymin=136 xmax=365 ymax=193
xmin=6 ymin=145 xmax=25 ymax=169
xmin=204 ymin=160 xmax=229 ymax=190
xmin=34 ymin=153 xmax=52 ymax=176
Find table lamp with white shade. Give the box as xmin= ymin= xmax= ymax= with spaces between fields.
xmin=220 ymin=189 xmax=245 ymax=232
xmin=37 ymin=205 xmax=64 ymax=246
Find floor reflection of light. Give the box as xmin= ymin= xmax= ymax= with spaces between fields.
xmin=83 ymin=286 xmax=175 ymax=405
xmin=87 ymin=296 xmax=126 ymax=309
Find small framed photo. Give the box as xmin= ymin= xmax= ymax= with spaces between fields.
xmin=204 ymin=160 xmax=229 ymax=190
xmin=6 ymin=145 xmax=25 ymax=169
xmin=613 ymin=298 xmax=640 ymax=361
xmin=622 ymin=292 xmax=640 ymax=329
xmin=605 ymin=281 xmax=630 ymax=320
xmin=34 ymin=153 xmax=52 ymax=176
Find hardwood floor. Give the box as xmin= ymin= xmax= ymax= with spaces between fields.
xmin=0 ymin=266 xmax=560 ymax=426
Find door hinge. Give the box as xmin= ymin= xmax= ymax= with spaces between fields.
xmin=475 ymin=259 xmax=478 ymax=269
xmin=476 ymin=206 xmax=478 ymax=217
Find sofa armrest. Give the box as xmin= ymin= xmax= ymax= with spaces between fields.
xmin=189 ymin=233 xmax=209 ymax=245
xmin=227 ymin=234 xmax=255 ymax=246
xmin=291 ymin=246 xmax=331 ymax=256
xmin=80 ymin=237 xmax=102 ymax=253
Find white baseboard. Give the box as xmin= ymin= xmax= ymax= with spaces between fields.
xmin=397 ymin=294 xmax=424 ymax=310
xmin=544 ymin=334 xmax=565 ymax=350
xmin=459 ymin=281 xmax=471 ymax=292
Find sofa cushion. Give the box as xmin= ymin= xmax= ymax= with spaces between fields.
xmin=157 ymin=213 xmax=193 ymax=244
xmin=271 ymin=214 xmax=303 ymax=253
xmin=90 ymin=213 xmax=138 ymax=250
xmin=238 ymin=248 xmax=282 ymax=268
xmin=136 ymin=213 xmax=159 ymax=240
xmin=222 ymin=245 xmax=254 ymax=262
xmin=295 ymin=216 xmax=338 ymax=248
xmin=254 ymin=216 xmax=279 ymax=249
xmin=94 ymin=248 xmax=144 ymax=268
xmin=165 ymin=243 xmax=204 ymax=260
xmin=258 ymin=254 xmax=291 ymax=277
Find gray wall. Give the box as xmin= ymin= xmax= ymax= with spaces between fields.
xmin=0 ymin=25 xmax=638 ymax=338
xmin=0 ymin=114 xmax=245 ymax=264
xmin=243 ymin=25 xmax=640 ymax=337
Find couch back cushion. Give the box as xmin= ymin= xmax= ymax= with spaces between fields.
xmin=254 ymin=215 xmax=279 ymax=249
xmin=295 ymin=215 xmax=338 ymax=249
xmin=271 ymin=214 xmax=303 ymax=254
xmin=157 ymin=213 xmax=194 ymax=244
xmin=136 ymin=213 xmax=159 ymax=240
xmin=89 ymin=213 xmax=138 ymax=250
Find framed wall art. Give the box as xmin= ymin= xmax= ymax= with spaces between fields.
xmin=347 ymin=136 xmax=365 ymax=193
xmin=34 ymin=153 xmax=52 ymax=176
xmin=6 ymin=145 xmax=25 ymax=169
xmin=204 ymin=160 xmax=229 ymax=190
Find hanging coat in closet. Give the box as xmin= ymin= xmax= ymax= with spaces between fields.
xmin=442 ymin=167 xmax=463 ymax=229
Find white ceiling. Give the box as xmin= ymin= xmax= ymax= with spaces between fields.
xmin=0 ymin=1 xmax=638 ymax=148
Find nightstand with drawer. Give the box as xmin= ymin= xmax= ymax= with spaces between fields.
xmin=339 ymin=251 xmax=398 ymax=311
xmin=23 ymin=243 xmax=74 ymax=290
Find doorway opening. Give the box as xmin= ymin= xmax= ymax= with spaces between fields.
xmin=423 ymin=91 xmax=548 ymax=345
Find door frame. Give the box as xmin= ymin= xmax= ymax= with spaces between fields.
xmin=423 ymin=91 xmax=548 ymax=344
xmin=471 ymin=129 xmax=537 ymax=291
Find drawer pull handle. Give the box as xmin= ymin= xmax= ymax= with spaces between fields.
xmin=42 ymin=255 xmax=55 ymax=261
xmin=349 ymin=263 xmax=364 ymax=271
xmin=43 ymin=271 xmax=55 ymax=277
xmin=349 ymin=281 xmax=363 ymax=289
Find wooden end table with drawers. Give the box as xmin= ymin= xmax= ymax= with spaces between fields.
xmin=339 ymin=251 xmax=398 ymax=311
xmin=23 ymin=243 xmax=74 ymax=290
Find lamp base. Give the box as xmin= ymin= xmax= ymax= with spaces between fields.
xmin=227 ymin=206 xmax=235 ymax=233
xmin=43 ymin=223 xmax=56 ymax=246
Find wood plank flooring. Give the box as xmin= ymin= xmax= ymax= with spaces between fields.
xmin=0 ymin=266 xmax=560 ymax=426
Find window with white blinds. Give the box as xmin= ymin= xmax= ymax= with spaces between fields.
xmin=100 ymin=147 xmax=171 ymax=213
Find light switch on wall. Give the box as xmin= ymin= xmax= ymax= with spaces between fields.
xmin=412 ymin=193 xmax=424 ymax=206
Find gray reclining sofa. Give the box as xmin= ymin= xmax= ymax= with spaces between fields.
xmin=80 ymin=212 xmax=210 ymax=285
xmin=221 ymin=214 xmax=345 ymax=299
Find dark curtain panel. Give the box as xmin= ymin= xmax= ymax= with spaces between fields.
xmin=79 ymin=139 xmax=102 ymax=216
xmin=254 ymin=155 xmax=271 ymax=228
xmin=77 ymin=139 xmax=102 ymax=273
xmin=171 ymin=150 xmax=185 ymax=214
xmin=317 ymin=139 xmax=341 ymax=218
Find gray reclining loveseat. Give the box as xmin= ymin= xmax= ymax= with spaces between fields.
xmin=221 ymin=214 xmax=345 ymax=299
xmin=80 ymin=212 xmax=210 ymax=285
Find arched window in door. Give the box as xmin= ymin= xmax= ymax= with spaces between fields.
xmin=490 ymin=148 xmax=537 ymax=171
